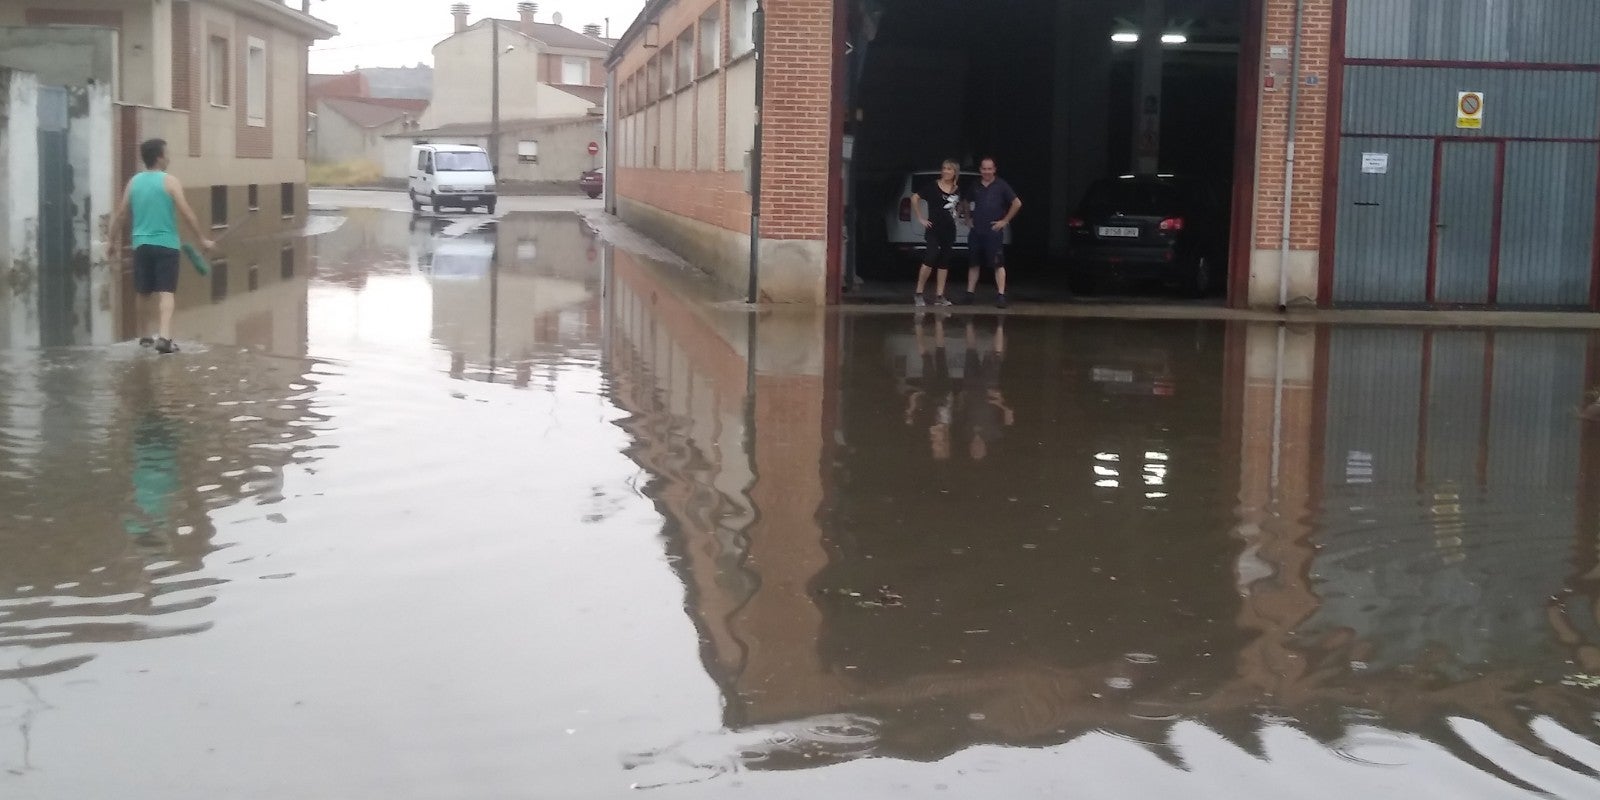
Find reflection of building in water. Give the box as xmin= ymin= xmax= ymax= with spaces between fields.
xmin=171 ymin=235 xmax=310 ymax=357
xmin=427 ymin=214 xmax=603 ymax=383
xmin=605 ymin=267 xmax=1600 ymax=771
xmin=0 ymin=348 xmax=326 ymax=680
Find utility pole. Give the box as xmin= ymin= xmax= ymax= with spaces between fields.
xmin=490 ymin=20 xmax=501 ymax=173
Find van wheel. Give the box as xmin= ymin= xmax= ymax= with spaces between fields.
xmin=429 ymin=194 xmax=441 ymax=214
xmin=411 ymin=192 xmax=422 ymax=213
xmin=485 ymin=202 xmax=496 ymax=215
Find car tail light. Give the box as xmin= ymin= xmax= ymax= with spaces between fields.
xmin=899 ymin=198 xmax=912 ymax=222
xmin=1068 ymin=217 xmax=1085 ymax=229
xmin=1159 ymin=217 xmax=1185 ymax=232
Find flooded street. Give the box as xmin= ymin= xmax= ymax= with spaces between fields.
xmin=4 ymin=204 xmax=1600 ymax=798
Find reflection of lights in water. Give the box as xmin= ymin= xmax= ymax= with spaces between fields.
xmin=1096 ymin=480 xmax=1119 ymax=489
xmin=1143 ymin=462 xmax=1167 ymax=486
xmin=1145 ymin=492 xmax=1168 ymax=499
xmin=1095 ymin=452 xmax=1120 ymax=462
xmin=1144 ymin=451 xmax=1169 ymax=461
xmin=1094 ymin=465 xmax=1119 ymax=477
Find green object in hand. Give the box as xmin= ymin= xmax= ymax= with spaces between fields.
xmin=181 ymin=242 xmax=210 ymax=276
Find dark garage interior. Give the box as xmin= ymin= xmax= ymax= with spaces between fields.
xmin=842 ymin=0 xmax=1249 ymax=301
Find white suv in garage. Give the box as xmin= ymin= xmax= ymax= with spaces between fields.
xmin=884 ymin=170 xmax=1012 ymax=262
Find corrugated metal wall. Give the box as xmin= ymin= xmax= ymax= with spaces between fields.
xmin=1346 ymin=0 xmax=1600 ymax=64
xmin=1499 ymin=142 xmax=1596 ymax=305
xmin=1332 ymin=2 xmax=1600 ymax=307
xmin=1332 ymin=139 xmax=1433 ymax=303
xmin=1342 ymin=67 xmax=1600 ymax=140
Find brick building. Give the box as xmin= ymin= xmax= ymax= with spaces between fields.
xmin=608 ymin=0 xmax=1600 ymax=310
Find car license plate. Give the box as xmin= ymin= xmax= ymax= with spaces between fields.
xmin=460 ymin=195 xmax=479 ymax=202
xmin=1092 ymin=367 xmax=1135 ymax=383
xmin=1098 ymin=226 xmax=1139 ymax=238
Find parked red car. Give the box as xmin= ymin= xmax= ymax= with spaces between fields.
xmin=580 ymin=167 xmax=604 ymax=199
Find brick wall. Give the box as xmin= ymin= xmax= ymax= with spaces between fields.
xmin=754 ymin=0 xmax=833 ymax=241
xmin=619 ymin=168 xmax=751 ymax=231
xmin=234 ymin=19 xmax=274 ymax=159
xmin=1254 ymin=0 xmax=1334 ymax=252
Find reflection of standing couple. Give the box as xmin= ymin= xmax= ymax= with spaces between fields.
xmin=905 ymin=316 xmax=1014 ymax=461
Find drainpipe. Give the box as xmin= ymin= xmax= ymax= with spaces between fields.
xmin=747 ymin=0 xmax=766 ymax=304
xmin=491 ymin=21 xmax=501 ymax=175
xmin=1276 ymin=0 xmax=1306 ymax=311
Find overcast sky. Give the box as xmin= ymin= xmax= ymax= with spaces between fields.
xmin=308 ymin=0 xmax=647 ymax=73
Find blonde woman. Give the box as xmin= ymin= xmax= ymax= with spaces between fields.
xmin=911 ymin=159 xmax=966 ymax=306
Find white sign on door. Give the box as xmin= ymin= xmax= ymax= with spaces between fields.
xmin=1361 ymin=152 xmax=1390 ymax=174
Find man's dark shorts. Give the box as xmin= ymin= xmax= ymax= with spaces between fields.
xmin=134 ymin=245 xmax=180 ymax=294
xmin=969 ymin=229 xmax=1005 ymax=270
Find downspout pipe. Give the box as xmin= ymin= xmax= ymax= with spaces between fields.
xmin=747 ymin=0 xmax=766 ymax=304
xmin=1276 ymin=0 xmax=1306 ymax=311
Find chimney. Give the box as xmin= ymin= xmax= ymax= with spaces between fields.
xmin=582 ymin=23 xmax=602 ymax=37
xmin=451 ymin=3 xmax=470 ymax=34
xmin=518 ymin=2 xmax=538 ymax=34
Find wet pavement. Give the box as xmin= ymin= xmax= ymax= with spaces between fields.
xmin=4 ymin=206 xmax=1600 ymax=798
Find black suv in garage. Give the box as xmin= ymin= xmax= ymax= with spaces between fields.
xmin=1066 ymin=175 xmax=1229 ymax=297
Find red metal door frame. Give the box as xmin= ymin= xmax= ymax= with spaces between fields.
xmin=1226 ymin=0 xmax=1266 ymax=309
xmin=1425 ymin=139 xmax=1507 ymax=306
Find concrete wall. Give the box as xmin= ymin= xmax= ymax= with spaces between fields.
xmin=425 ymin=25 xmax=545 ymax=128
xmin=76 ymin=81 xmax=117 ymax=344
xmin=1 ymin=69 xmax=41 ymax=349
xmin=0 ymin=26 xmax=117 ymax=93
xmin=311 ymin=101 xmax=404 ymax=165
xmin=0 ymin=2 xmax=156 ymax=105
xmin=497 ymin=118 xmax=603 ymax=182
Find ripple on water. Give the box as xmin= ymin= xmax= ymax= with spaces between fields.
xmin=0 ymin=347 xmax=329 ymax=679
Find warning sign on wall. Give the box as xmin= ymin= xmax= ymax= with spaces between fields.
xmin=1457 ymin=91 xmax=1484 ymax=129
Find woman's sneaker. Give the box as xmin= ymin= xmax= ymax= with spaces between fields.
xmin=935 ymin=296 xmax=954 ymax=307
xmin=139 ymin=337 xmax=155 ymax=347
xmin=914 ymin=295 xmax=927 ymax=307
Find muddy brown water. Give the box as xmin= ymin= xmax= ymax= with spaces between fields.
xmin=2 ymin=209 xmax=1600 ymax=798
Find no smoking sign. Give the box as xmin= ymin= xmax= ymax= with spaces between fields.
xmin=1457 ymin=91 xmax=1484 ymax=129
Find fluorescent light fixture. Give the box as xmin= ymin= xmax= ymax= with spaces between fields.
xmin=1110 ymin=32 xmax=1189 ymax=45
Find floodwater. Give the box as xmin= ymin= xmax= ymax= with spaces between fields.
xmin=3 ymin=207 xmax=1600 ymax=798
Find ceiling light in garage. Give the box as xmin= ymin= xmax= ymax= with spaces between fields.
xmin=1109 ymin=32 xmax=1190 ymax=45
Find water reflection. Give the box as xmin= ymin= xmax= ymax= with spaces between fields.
xmin=605 ymin=242 xmax=1600 ymax=791
xmin=3 ymin=204 xmax=1600 ymax=795
xmin=0 ymin=348 xmax=324 ymax=679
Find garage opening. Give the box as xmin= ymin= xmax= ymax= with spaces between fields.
xmin=841 ymin=0 xmax=1257 ymax=305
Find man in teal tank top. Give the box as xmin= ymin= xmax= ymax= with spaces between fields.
xmin=106 ymin=138 xmax=213 ymax=354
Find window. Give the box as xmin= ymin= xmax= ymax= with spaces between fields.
xmin=730 ymin=0 xmax=755 ymax=55
xmin=661 ymin=44 xmax=676 ymax=94
xmin=281 ymin=245 xmax=295 ymax=279
xmin=417 ymin=150 xmax=431 ymax=170
xmin=435 ymin=151 xmax=491 ymax=171
xmin=561 ymin=56 xmax=588 ymax=85
xmin=517 ymin=140 xmax=539 ymax=164
xmin=210 ymin=259 xmax=229 ymax=302
xmin=699 ymin=10 xmax=721 ymax=75
xmin=281 ymin=182 xmax=295 ymax=217
xmin=245 ymin=37 xmax=266 ymax=127
xmin=247 ymin=184 xmax=259 ymax=210
xmin=210 ymin=185 xmax=228 ymax=228
xmin=647 ymin=56 xmax=659 ymax=102
xmin=247 ymin=264 xmax=260 ymax=293
xmin=675 ymin=31 xmax=692 ymax=87
xmin=208 ymin=36 xmax=230 ymax=106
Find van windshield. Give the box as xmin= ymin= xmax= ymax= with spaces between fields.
xmin=436 ymin=151 xmax=491 ymax=172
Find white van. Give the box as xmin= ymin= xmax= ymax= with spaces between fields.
xmin=409 ymin=144 xmax=497 ymax=215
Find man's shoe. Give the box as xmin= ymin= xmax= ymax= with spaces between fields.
xmin=935 ymin=296 xmax=954 ymax=307
xmin=996 ymin=294 xmax=1009 ymax=309
xmin=139 ymin=337 xmax=155 ymax=347
xmin=914 ymin=295 xmax=927 ymax=307
xmin=960 ymin=292 xmax=977 ymax=306
xmin=155 ymin=337 xmax=180 ymax=355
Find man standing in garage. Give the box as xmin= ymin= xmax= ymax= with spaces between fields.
xmin=965 ymin=158 xmax=1023 ymax=308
